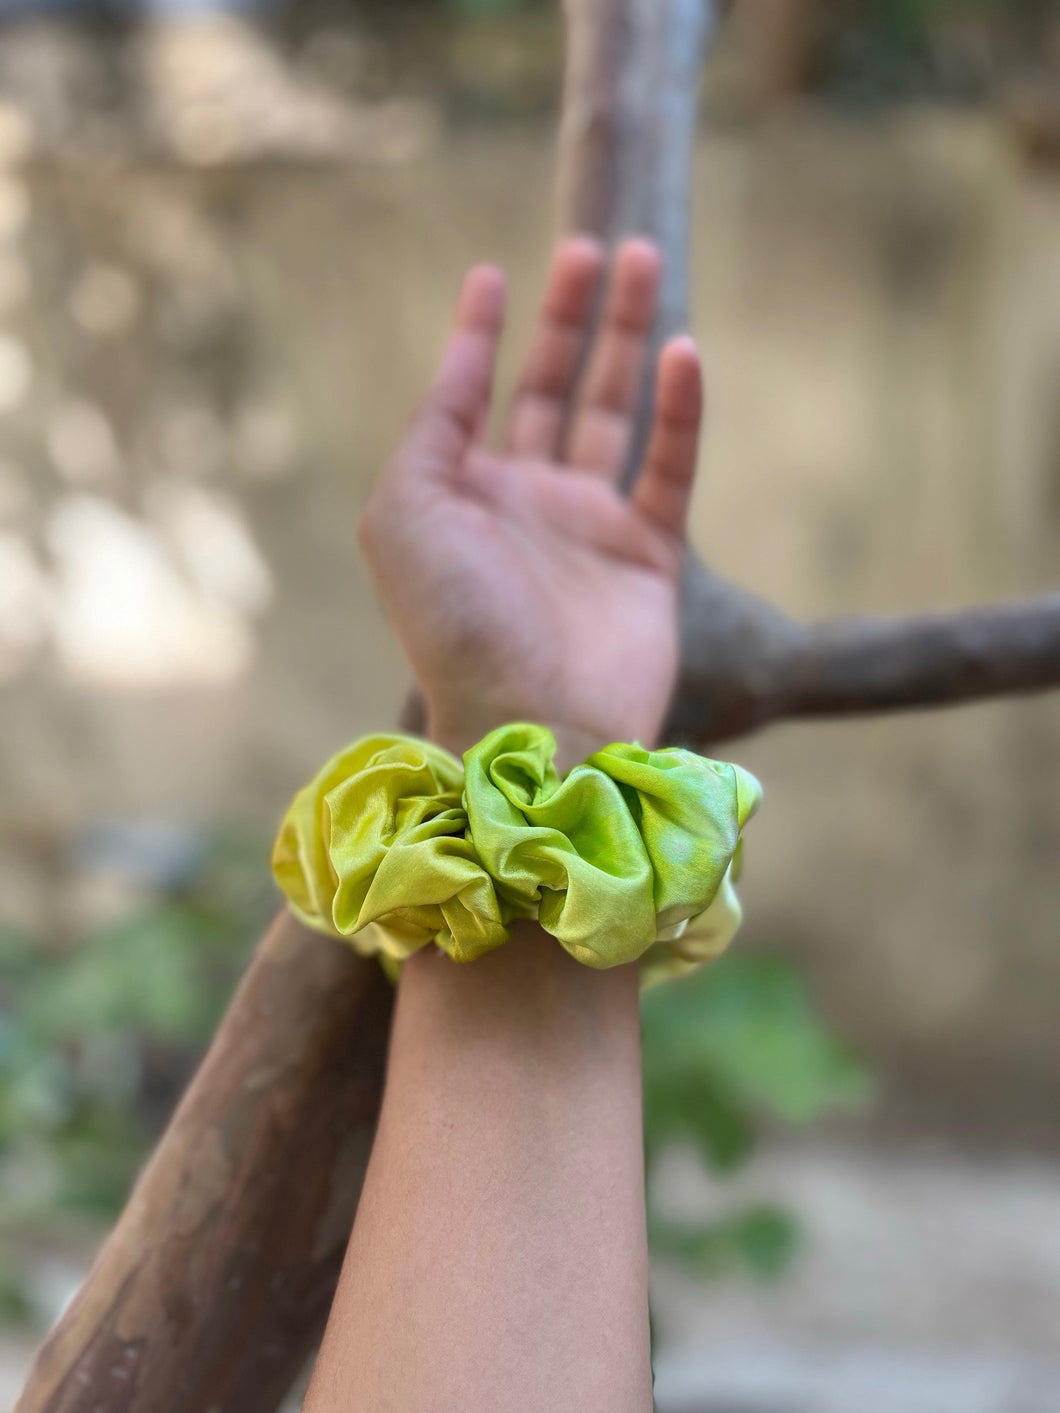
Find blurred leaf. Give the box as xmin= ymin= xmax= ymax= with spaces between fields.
xmin=27 ymin=905 xmax=233 ymax=1045
xmin=0 ymin=1260 xmax=33 ymax=1326
xmin=650 ymin=1204 xmax=800 ymax=1282
xmin=451 ymin=0 xmax=528 ymax=12
xmin=642 ymin=953 xmax=871 ymax=1147
xmin=641 ymin=952 xmax=872 ymax=1290
xmin=0 ymin=830 xmax=272 ymax=1235
xmin=642 ymin=1056 xmax=755 ymax=1175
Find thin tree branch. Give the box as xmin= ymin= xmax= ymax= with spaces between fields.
xmin=668 ymin=562 xmax=1060 ymax=747
xmin=558 ymin=0 xmax=717 ymax=477
xmin=782 ymin=595 xmax=1060 ymax=720
xmin=558 ymin=0 xmax=715 ymax=329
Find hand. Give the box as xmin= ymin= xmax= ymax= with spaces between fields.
xmin=359 ymin=237 xmax=704 ymax=768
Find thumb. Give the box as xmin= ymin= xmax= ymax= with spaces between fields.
xmin=396 ymin=264 xmax=507 ymax=484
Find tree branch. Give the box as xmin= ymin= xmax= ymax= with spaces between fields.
xmin=18 ymin=914 xmax=393 ymax=1413
xmin=558 ymin=0 xmax=717 ymax=476
xmin=558 ymin=0 xmax=715 ymax=327
xmin=780 ymin=595 xmax=1060 ymax=721
xmin=667 ymin=561 xmax=1060 ymax=747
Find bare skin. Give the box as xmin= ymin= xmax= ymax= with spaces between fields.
xmin=358 ymin=236 xmax=703 ymax=766
xmin=305 ymin=237 xmax=705 ymax=1413
xmin=305 ymin=927 xmax=650 ymax=1413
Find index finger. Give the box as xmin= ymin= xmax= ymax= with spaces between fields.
xmin=397 ymin=264 xmax=507 ymax=484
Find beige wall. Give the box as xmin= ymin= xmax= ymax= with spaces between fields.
xmin=2 ymin=114 xmax=1058 ymax=1140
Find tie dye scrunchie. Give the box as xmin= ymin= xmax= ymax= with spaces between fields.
xmin=272 ymin=723 xmax=760 ymax=988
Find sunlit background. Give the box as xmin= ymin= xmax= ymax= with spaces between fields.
xmin=1 ymin=1 xmax=1059 ymax=1408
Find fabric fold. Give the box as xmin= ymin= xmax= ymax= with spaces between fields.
xmin=272 ymin=734 xmax=508 ymax=964
xmin=272 ymin=723 xmax=761 ymax=983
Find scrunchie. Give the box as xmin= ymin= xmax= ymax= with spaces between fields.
xmin=272 ymin=724 xmax=761 ymax=986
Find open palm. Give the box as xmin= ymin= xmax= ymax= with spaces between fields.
xmin=359 ymin=239 xmax=704 ymax=765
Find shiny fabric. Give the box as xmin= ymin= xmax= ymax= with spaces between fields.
xmin=272 ymin=723 xmax=761 ymax=985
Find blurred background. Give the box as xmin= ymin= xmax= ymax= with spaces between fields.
xmin=0 ymin=0 xmax=1058 ymax=1409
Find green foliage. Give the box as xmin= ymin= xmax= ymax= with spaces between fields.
xmin=869 ymin=0 xmax=998 ymax=43
xmin=642 ymin=953 xmax=871 ymax=1167
xmin=650 ymin=1204 xmax=800 ymax=1281
xmin=641 ymin=953 xmax=871 ymax=1281
xmin=819 ymin=0 xmax=1014 ymax=105
xmin=0 ymin=828 xmax=872 ymax=1326
xmin=450 ymin=0 xmax=530 ymax=11
xmin=0 ymin=1260 xmax=34 ymax=1325
xmin=0 ymin=832 xmax=274 ymax=1324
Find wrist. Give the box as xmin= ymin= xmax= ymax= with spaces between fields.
xmin=400 ymin=920 xmax=642 ymax=1030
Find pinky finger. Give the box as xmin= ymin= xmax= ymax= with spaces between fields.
xmin=631 ymin=336 xmax=704 ymax=540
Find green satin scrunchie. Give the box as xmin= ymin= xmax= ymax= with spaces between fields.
xmin=272 ymin=724 xmax=761 ymax=986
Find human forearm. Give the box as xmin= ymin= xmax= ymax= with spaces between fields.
xmin=304 ymin=923 xmax=652 ymax=1413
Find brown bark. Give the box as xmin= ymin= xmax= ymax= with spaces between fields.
xmin=558 ymin=0 xmax=716 ymax=475
xmin=781 ymin=596 xmax=1060 ymax=723
xmin=17 ymin=912 xmax=393 ymax=1412
xmin=669 ymin=563 xmax=1060 ymax=748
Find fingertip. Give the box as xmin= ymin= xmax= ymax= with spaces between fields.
xmin=663 ymin=333 xmax=700 ymax=361
xmin=558 ymin=233 xmax=606 ymax=265
xmin=615 ymin=236 xmax=662 ymax=281
xmin=606 ymin=237 xmax=662 ymax=327
xmin=544 ymin=235 xmax=605 ymax=319
xmin=657 ymin=335 xmax=704 ymax=421
xmin=457 ymin=263 xmax=508 ymax=330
